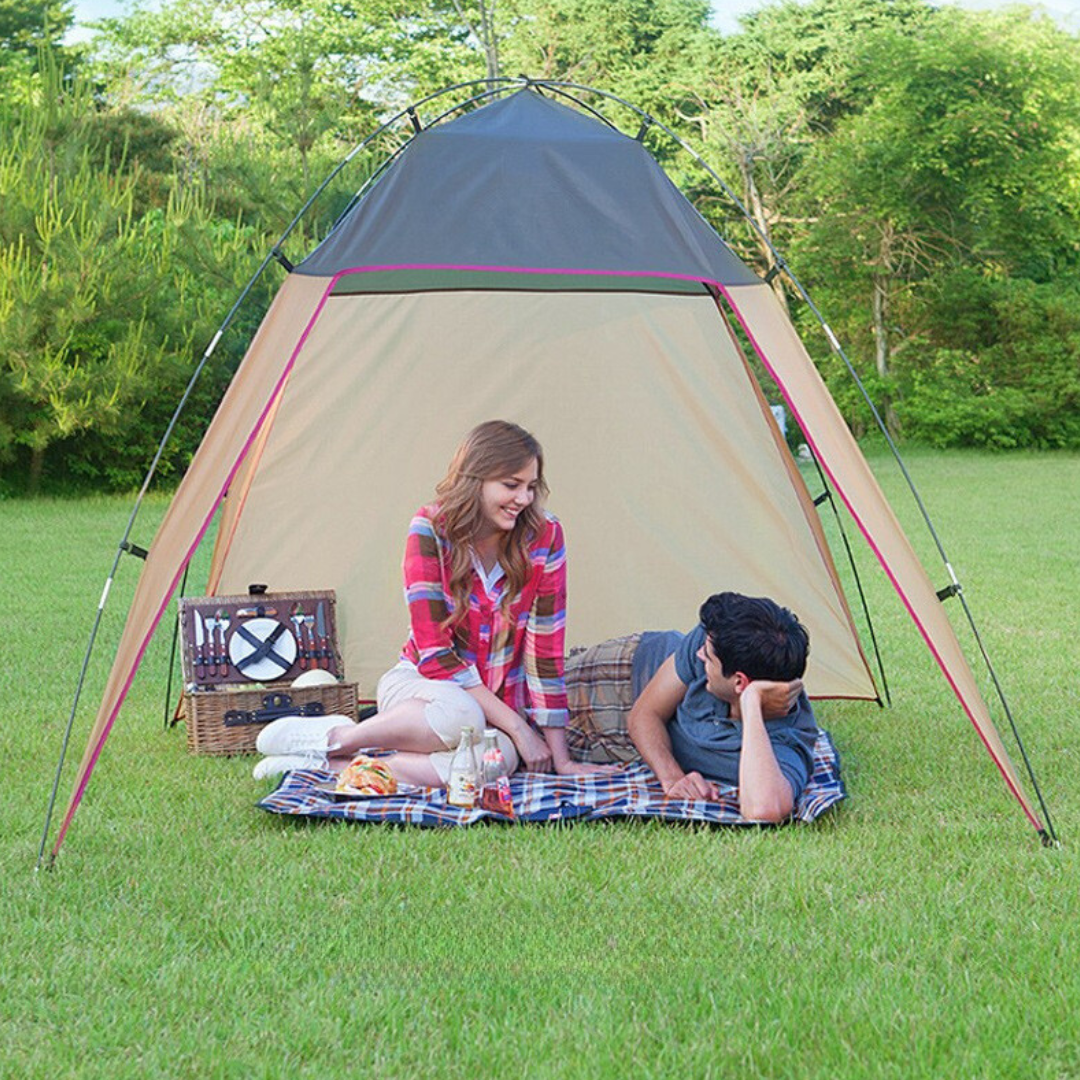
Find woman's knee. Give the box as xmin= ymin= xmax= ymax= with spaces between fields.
xmin=424 ymin=687 xmax=485 ymax=743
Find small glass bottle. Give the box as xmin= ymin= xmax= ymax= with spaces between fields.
xmin=479 ymin=728 xmax=514 ymax=817
xmin=447 ymin=725 xmax=479 ymax=808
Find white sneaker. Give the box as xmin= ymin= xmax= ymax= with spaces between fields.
xmin=255 ymin=714 xmax=355 ymax=757
xmin=252 ymin=753 xmax=327 ymax=780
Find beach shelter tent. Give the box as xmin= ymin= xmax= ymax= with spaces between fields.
xmin=46 ymin=86 xmax=1050 ymax=857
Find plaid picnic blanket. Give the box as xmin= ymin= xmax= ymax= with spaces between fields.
xmin=257 ymin=728 xmax=846 ymax=827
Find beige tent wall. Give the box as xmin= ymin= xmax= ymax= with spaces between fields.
xmin=722 ymin=282 xmax=1040 ymax=830
xmin=718 ymin=300 xmax=874 ymax=681
xmin=212 ymin=289 xmax=877 ymax=700
xmin=53 ymin=274 xmax=330 ymax=854
xmin=207 ymin=383 xmax=287 ymax=593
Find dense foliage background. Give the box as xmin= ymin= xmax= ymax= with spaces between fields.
xmin=3 ymin=0 xmax=1080 ymax=494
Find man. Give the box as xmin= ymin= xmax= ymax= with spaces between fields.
xmin=627 ymin=592 xmax=817 ymax=822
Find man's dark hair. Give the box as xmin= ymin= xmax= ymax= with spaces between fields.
xmin=698 ymin=592 xmax=809 ymax=681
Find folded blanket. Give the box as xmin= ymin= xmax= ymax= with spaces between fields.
xmin=257 ymin=729 xmax=846 ymax=827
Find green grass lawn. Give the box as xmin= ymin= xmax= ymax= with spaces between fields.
xmin=3 ymin=449 xmax=1079 ymax=1079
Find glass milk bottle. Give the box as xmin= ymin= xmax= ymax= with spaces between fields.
xmin=447 ymin=725 xmax=479 ymax=808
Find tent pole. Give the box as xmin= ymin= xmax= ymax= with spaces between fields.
xmin=163 ymin=561 xmax=191 ymax=730
xmin=952 ymin=587 xmax=1058 ymax=844
xmin=37 ymin=545 xmax=126 ymax=871
xmin=536 ymin=79 xmax=1054 ymax=841
xmin=321 ymin=84 xmax=531 ymax=239
xmin=807 ymin=454 xmax=891 ymax=707
xmin=38 ymin=77 xmax=532 ymax=865
xmin=37 ymin=250 xmax=278 ymax=865
xmin=272 ymin=79 xmax=528 ymax=264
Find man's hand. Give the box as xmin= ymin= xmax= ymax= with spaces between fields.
xmin=754 ymin=678 xmax=803 ymax=719
xmin=662 ymin=770 xmax=719 ymax=801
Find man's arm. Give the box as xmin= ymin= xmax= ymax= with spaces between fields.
xmin=627 ymin=656 xmax=718 ymax=800
xmin=737 ymin=682 xmax=797 ymax=822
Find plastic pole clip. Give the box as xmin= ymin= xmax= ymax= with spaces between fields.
xmin=764 ymin=259 xmax=787 ymax=285
xmin=120 ymin=541 xmax=149 ymax=560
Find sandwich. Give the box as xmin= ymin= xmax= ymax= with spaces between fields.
xmin=335 ymin=754 xmax=398 ymax=796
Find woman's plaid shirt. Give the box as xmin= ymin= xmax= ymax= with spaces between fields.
xmin=399 ymin=504 xmax=569 ymax=728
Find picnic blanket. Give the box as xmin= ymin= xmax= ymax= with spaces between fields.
xmin=257 ymin=729 xmax=846 ymax=827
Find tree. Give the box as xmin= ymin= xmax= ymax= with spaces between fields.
xmin=0 ymin=51 xmax=270 ymax=493
xmin=448 ymin=0 xmax=500 ymax=79
xmin=0 ymin=0 xmax=72 ymax=54
xmin=794 ymin=6 xmax=1080 ymax=435
xmin=498 ymin=0 xmax=711 ymax=101
xmin=674 ymin=0 xmax=931 ymax=307
xmin=89 ymin=0 xmax=477 ymax=169
xmin=0 ymin=0 xmax=75 ymax=102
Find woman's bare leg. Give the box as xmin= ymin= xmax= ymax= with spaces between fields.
xmin=327 ymin=698 xmax=446 ymax=758
xmin=382 ymin=752 xmax=443 ymax=787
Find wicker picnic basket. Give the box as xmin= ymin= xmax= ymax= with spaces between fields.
xmin=183 ymin=681 xmax=360 ymax=755
xmin=177 ymin=587 xmax=360 ymax=754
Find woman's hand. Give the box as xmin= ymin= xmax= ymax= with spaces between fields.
xmin=512 ymin=723 xmax=554 ymax=773
xmin=542 ymin=724 xmax=620 ymax=777
xmin=554 ymin=759 xmax=622 ymax=777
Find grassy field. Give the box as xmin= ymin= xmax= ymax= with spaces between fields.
xmin=2 ymin=448 xmax=1079 ymax=1079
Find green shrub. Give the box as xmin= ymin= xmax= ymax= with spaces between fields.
xmin=893 ymin=275 xmax=1080 ymax=449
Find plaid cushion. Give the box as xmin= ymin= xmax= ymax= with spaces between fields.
xmin=565 ymin=634 xmax=641 ymax=764
xmin=257 ymin=729 xmax=846 ymax=827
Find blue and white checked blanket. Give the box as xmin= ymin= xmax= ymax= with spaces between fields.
xmin=257 ymin=729 xmax=845 ymax=827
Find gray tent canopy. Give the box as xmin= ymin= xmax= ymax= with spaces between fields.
xmin=41 ymin=82 xmax=1054 ymax=863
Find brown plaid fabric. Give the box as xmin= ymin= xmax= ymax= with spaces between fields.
xmin=565 ymin=634 xmax=642 ymax=764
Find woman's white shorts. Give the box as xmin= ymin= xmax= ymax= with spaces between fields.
xmin=376 ymin=661 xmax=520 ymax=782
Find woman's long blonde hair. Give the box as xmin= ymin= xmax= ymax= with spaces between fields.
xmin=434 ymin=420 xmax=549 ymax=627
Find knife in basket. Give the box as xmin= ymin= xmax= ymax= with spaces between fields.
xmin=194 ymin=611 xmax=207 ymax=681
xmin=316 ymin=602 xmax=328 ymax=669
xmin=293 ymin=603 xmax=308 ymax=669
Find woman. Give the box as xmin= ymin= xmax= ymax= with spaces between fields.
xmin=255 ymin=420 xmax=612 ymax=785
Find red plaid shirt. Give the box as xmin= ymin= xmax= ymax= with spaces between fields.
xmin=400 ymin=504 xmax=569 ymax=728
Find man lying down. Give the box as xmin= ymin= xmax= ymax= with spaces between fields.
xmin=627 ymin=592 xmax=816 ymax=824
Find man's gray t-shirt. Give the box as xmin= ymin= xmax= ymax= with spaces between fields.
xmin=635 ymin=626 xmax=818 ymax=801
